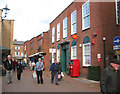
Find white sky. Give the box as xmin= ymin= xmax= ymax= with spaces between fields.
xmin=0 ymin=0 xmax=74 ymax=41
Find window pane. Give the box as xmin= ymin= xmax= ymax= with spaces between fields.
xmin=73 ymin=23 xmax=76 ymax=34
xmin=71 ymin=10 xmax=77 ymax=34
xmin=82 ymin=0 xmax=90 ymax=30
xmin=63 ymin=17 xmax=67 ymax=38
xmin=83 ymin=43 xmax=91 ymax=66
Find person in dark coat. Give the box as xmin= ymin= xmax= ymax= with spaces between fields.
xmin=13 ymin=60 xmax=17 ymax=71
xmin=100 ymin=59 xmax=120 ymax=94
xmin=50 ymin=59 xmax=59 ymax=85
xmin=4 ymin=55 xmax=14 ymax=84
xmin=17 ymin=60 xmax=23 ymax=80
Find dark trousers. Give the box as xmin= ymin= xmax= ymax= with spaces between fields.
xmin=17 ymin=73 xmax=21 ymax=80
xmin=51 ymin=72 xmax=58 ymax=84
xmin=36 ymin=70 xmax=43 ymax=83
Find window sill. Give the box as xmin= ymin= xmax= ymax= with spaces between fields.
xmin=63 ymin=37 xmax=68 ymax=40
xmin=71 ymin=33 xmax=77 ymax=36
xmin=82 ymin=65 xmax=91 ymax=68
xmin=57 ymin=40 xmax=60 ymax=42
xmin=82 ymin=27 xmax=90 ymax=32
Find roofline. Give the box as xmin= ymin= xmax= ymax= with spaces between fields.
xmin=50 ymin=1 xmax=74 ymax=24
xmin=13 ymin=44 xmax=24 ymax=46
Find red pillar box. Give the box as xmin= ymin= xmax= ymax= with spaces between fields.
xmin=70 ymin=59 xmax=79 ymax=77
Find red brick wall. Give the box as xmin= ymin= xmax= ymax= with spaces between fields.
xmin=24 ymin=31 xmax=50 ymax=70
xmin=49 ymin=2 xmax=120 ymax=77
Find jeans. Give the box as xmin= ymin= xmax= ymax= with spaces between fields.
xmin=6 ymin=70 xmax=13 ymax=83
xmin=51 ymin=72 xmax=58 ymax=84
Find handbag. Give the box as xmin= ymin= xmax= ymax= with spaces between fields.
xmin=58 ymin=74 xmax=61 ymax=79
xmin=32 ymin=72 xmax=37 ymax=79
xmin=61 ymin=72 xmax=64 ymax=77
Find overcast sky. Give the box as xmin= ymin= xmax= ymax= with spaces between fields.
xmin=0 ymin=0 xmax=74 ymax=41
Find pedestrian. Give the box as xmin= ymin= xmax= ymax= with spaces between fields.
xmin=29 ymin=61 xmax=32 ymax=71
xmin=49 ymin=59 xmax=59 ymax=85
xmin=100 ymin=59 xmax=120 ymax=94
xmin=17 ymin=60 xmax=23 ymax=80
xmin=13 ymin=60 xmax=17 ymax=71
xmin=4 ymin=55 xmax=14 ymax=84
xmin=34 ymin=58 xmax=44 ymax=84
xmin=22 ymin=60 xmax=26 ymax=70
xmin=32 ymin=61 xmax=35 ymax=71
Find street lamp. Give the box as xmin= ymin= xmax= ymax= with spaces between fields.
xmin=103 ymin=37 xmax=106 ymax=68
xmin=2 ymin=4 xmax=10 ymax=18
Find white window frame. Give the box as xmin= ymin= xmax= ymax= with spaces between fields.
xmin=52 ymin=53 xmax=55 ymax=63
xmin=25 ymin=45 xmax=26 ymax=50
xmin=52 ymin=27 xmax=55 ymax=43
xmin=83 ymin=43 xmax=91 ymax=67
xmin=21 ymin=52 xmax=24 ymax=56
xmin=57 ymin=49 xmax=60 ymax=62
xmin=15 ymin=51 xmax=20 ymax=56
xmin=57 ymin=23 xmax=60 ymax=41
xmin=71 ymin=45 xmax=77 ymax=59
xmin=63 ymin=17 xmax=67 ymax=38
xmin=15 ymin=46 xmax=20 ymax=50
xmin=71 ymin=10 xmax=77 ymax=35
xmin=82 ymin=0 xmax=90 ymax=30
xmin=115 ymin=0 xmax=119 ymax=25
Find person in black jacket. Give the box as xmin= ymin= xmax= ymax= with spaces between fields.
xmin=4 ymin=55 xmax=14 ymax=84
xmin=17 ymin=60 xmax=23 ymax=80
xmin=100 ymin=59 xmax=120 ymax=94
xmin=50 ymin=59 xmax=59 ymax=85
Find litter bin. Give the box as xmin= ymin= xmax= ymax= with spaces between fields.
xmin=88 ymin=66 xmax=100 ymax=81
xmin=70 ymin=59 xmax=79 ymax=77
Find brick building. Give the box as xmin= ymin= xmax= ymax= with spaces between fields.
xmin=49 ymin=1 xmax=120 ymax=77
xmin=24 ymin=31 xmax=50 ymax=70
xmin=12 ymin=40 xmax=24 ymax=60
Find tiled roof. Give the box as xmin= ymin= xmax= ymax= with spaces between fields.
xmin=13 ymin=41 xmax=24 ymax=45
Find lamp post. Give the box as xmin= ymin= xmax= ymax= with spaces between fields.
xmin=2 ymin=4 xmax=10 ymax=18
xmin=103 ymin=37 xmax=106 ymax=68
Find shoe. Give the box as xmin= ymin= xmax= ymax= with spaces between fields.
xmin=41 ymin=83 xmax=44 ymax=84
xmin=56 ymin=83 xmax=59 ymax=85
xmin=38 ymin=82 xmax=40 ymax=84
xmin=10 ymin=81 xmax=12 ymax=83
xmin=7 ymin=82 xmax=10 ymax=84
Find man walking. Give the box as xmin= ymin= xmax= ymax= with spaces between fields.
xmin=4 ymin=55 xmax=14 ymax=84
xmin=100 ymin=59 xmax=120 ymax=94
xmin=34 ymin=58 xmax=44 ymax=84
xmin=50 ymin=59 xmax=59 ymax=85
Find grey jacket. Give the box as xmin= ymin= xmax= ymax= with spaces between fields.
xmin=100 ymin=65 xmax=120 ymax=94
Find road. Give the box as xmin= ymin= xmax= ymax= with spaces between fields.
xmin=2 ymin=68 xmax=100 ymax=92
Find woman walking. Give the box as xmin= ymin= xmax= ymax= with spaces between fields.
xmin=17 ymin=60 xmax=23 ymax=80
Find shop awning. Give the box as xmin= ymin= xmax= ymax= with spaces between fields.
xmin=29 ymin=52 xmax=46 ymax=58
xmin=0 ymin=46 xmax=10 ymax=51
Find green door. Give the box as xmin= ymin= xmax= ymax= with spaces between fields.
xmin=60 ymin=44 xmax=69 ymax=72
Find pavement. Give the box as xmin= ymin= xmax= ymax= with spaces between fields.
xmin=2 ymin=68 xmax=100 ymax=92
